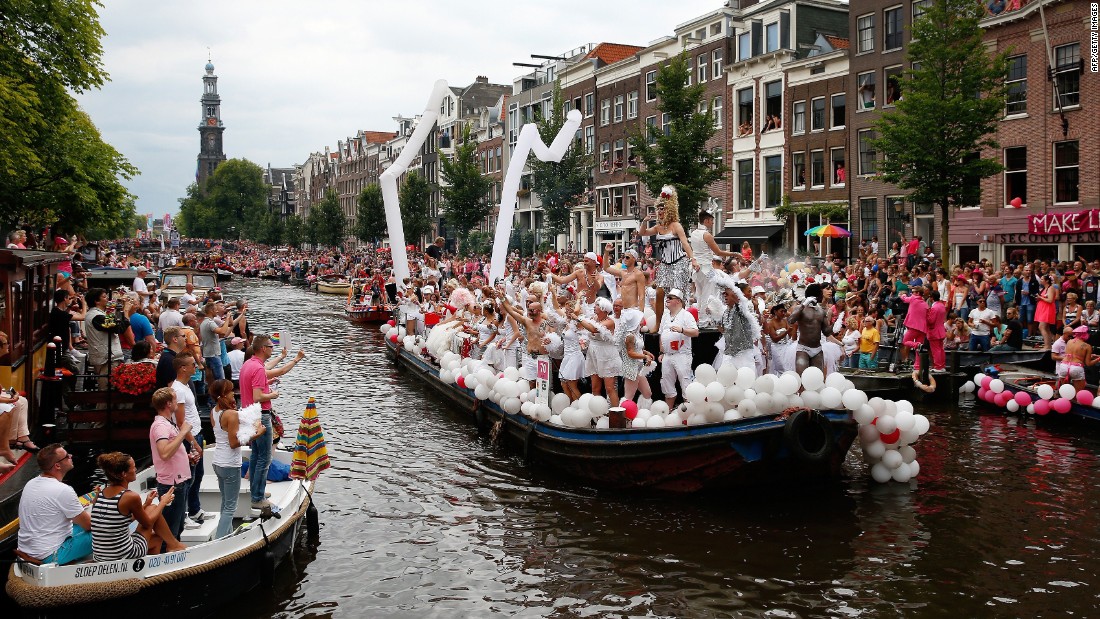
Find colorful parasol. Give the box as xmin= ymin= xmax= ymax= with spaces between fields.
xmin=804 ymin=224 xmax=851 ymax=238
xmin=290 ymin=397 xmax=331 ymax=481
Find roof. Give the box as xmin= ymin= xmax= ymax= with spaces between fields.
xmin=361 ymin=131 xmax=397 ymax=144
xmin=587 ymin=43 xmax=644 ymax=66
xmin=823 ymin=35 xmax=849 ymax=50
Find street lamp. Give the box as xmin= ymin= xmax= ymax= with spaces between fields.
xmin=892 ymin=199 xmax=911 ymax=223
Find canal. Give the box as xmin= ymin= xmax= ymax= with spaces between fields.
xmin=133 ymin=281 xmax=1100 ymax=616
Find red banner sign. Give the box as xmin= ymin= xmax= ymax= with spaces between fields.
xmin=1028 ymin=210 xmax=1100 ymax=235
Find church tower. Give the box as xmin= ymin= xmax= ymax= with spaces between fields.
xmin=197 ymin=58 xmax=227 ymax=187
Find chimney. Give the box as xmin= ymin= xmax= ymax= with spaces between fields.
xmin=476 ymin=75 xmax=488 ymax=84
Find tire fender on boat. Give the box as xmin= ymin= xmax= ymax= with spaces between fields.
xmin=783 ymin=409 xmax=834 ymax=463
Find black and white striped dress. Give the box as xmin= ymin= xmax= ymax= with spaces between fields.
xmin=91 ymin=489 xmax=148 ymax=561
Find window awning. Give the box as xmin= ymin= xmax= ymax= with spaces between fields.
xmin=714 ymin=223 xmax=785 ymax=244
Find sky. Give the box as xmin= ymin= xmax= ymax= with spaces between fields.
xmin=75 ymin=0 xmax=726 ymax=220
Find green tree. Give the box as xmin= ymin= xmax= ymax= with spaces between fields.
xmin=0 ymin=1 xmax=138 ymax=232
xmin=259 ymin=212 xmax=283 ymax=246
xmin=307 ymin=189 xmax=346 ymax=248
xmin=284 ymin=213 xmax=304 ymax=248
xmin=628 ymin=52 xmax=727 ymax=229
xmin=530 ymin=82 xmax=592 ymax=245
xmin=400 ymin=171 xmax=433 ymax=248
xmin=872 ymin=0 xmax=1007 ymax=261
xmin=440 ymin=123 xmax=491 ymax=250
xmin=176 ymin=159 xmax=268 ymax=240
xmin=353 ymin=183 xmax=387 ymax=245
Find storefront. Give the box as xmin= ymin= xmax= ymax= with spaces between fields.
xmin=951 ymin=207 xmax=1100 ymax=266
xmin=594 ymin=218 xmax=638 ymax=255
xmin=714 ymin=223 xmax=785 ymax=256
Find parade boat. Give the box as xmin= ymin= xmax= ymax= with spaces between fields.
xmin=386 ymin=338 xmax=858 ymax=493
xmin=979 ymin=364 xmax=1100 ymax=423
xmin=81 ymin=266 xmax=152 ymax=289
xmin=6 ymin=448 xmax=317 ymax=617
xmin=343 ymin=281 xmax=393 ymax=323
xmin=157 ymin=268 xmax=217 ymax=304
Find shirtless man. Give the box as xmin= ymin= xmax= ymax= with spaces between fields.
xmin=548 ymin=251 xmax=606 ymax=315
xmin=788 ymin=283 xmax=831 ymax=375
xmin=1060 ymin=325 xmax=1096 ymax=391
xmin=500 ymin=296 xmax=548 ymax=387
xmin=601 ymin=244 xmax=647 ymax=332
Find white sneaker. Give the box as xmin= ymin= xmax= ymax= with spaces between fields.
xmin=184 ymin=516 xmax=202 ymax=530
xmin=190 ymin=509 xmax=209 ymax=521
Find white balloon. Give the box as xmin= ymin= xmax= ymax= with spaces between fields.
xmin=705 ymin=381 xmax=726 ymax=402
xmin=631 ymin=416 xmax=647 ymax=428
xmin=1026 ymin=404 xmax=1035 ymax=414
xmin=589 ymin=396 xmax=609 ymax=417
xmin=801 ymin=390 xmax=822 ymax=410
xmin=536 ymin=405 xmax=552 ymax=422
xmin=595 ymin=416 xmax=610 ymax=429
xmin=650 ymin=401 xmax=670 ymax=416
xmin=738 ymin=399 xmax=758 ymax=417
xmin=1037 ymin=384 xmax=1054 ymax=400
xmin=1006 ymin=400 xmax=1020 ymax=413
xmin=724 ymin=385 xmax=745 ymax=405
xmin=577 ymin=393 xmax=593 ymax=412
xmin=882 ymin=449 xmax=904 ymax=469
xmin=439 ymin=370 xmax=452 ymax=384
xmin=743 ymin=388 xmax=757 ymax=400
xmin=913 ymin=414 xmax=930 ymax=435
xmin=899 ymin=428 xmax=921 ymax=446
xmin=636 ymin=409 xmax=652 ymax=421
xmin=646 ymin=415 xmax=666 ymax=428
xmin=754 ymin=392 xmax=774 ymax=415
xmin=819 ymin=387 xmax=843 ymax=410
xmin=753 ymin=374 xmax=775 ymax=394
xmin=550 ymin=414 xmax=564 ymax=426
xmin=771 ymin=393 xmax=789 ymax=412
xmin=868 ymin=397 xmax=886 ymax=414
xmin=666 ymin=411 xmax=684 ymax=426
xmin=898 ymin=445 xmax=916 ymax=463
xmin=776 ymin=372 xmax=801 ymax=396
xmin=962 ymin=380 xmax=976 ymax=393
xmin=723 ymin=409 xmax=743 ymax=421
xmin=858 ymin=424 xmax=880 ymax=444
xmin=841 ymin=379 xmax=856 ymax=393
xmin=694 ymin=364 xmax=717 ymax=385
xmin=380 ymin=324 xmax=391 ymax=335
xmin=464 ymin=375 xmax=480 ymax=391
xmin=551 ymin=393 xmax=571 ymax=415
xmin=801 ymin=366 xmax=825 ymax=391
xmin=1059 ymin=383 xmax=1077 ymax=400
xmin=502 ymin=397 xmax=522 ymax=414
xmin=973 ymin=372 xmax=986 ymax=386
xmin=824 ymin=371 xmax=846 ymax=390
xmin=842 ymin=388 xmax=868 ymax=412
xmin=787 ymin=394 xmax=804 ymax=409
xmin=855 ymin=404 xmax=876 ymax=425
xmin=865 ymin=439 xmax=887 ymax=459
xmin=503 ymin=367 xmax=520 ymax=381
xmin=989 ymin=379 xmax=1005 ymax=394
xmin=685 ymin=382 xmax=708 ymax=404
xmin=735 ymin=366 xmax=756 ymax=389
xmin=705 ymin=403 xmax=725 ymax=423
xmin=896 ymin=400 xmax=914 ymax=414
xmin=474 ymin=384 xmax=490 ymax=400
xmin=520 ymin=401 xmax=533 ymax=415
xmin=716 ymin=364 xmax=738 ymax=387
xmin=870 ymin=463 xmax=892 ymax=483
xmin=894 ymin=410 xmax=915 ymax=432
xmin=909 ymin=459 xmax=921 ymax=477
xmin=687 ymin=413 xmax=706 ymax=426
xmin=891 ymin=462 xmax=912 ymax=482
xmin=876 ymin=414 xmax=898 ymax=434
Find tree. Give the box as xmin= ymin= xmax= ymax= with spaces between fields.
xmin=176 ymin=159 xmax=267 ymax=240
xmin=353 ymin=183 xmax=387 ymax=245
xmin=530 ymin=81 xmax=592 ymax=245
xmin=400 ymin=171 xmax=434 ymax=249
xmin=307 ymin=189 xmax=346 ymax=248
xmin=872 ymin=0 xmax=1007 ymax=261
xmin=284 ymin=214 xmax=304 ymax=248
xmin=258 ymin=212 xmax=283 ymax=246
xmin=440 ymin=123 xmax=492 ymax=250
xmin=628 ymin=51 xmax=727 ymax=230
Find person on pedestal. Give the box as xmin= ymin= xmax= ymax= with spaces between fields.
xmin=636 ymin=186 xmax=698 ymax=327
xmin=787 ymin=284 xmax=842 ymax=376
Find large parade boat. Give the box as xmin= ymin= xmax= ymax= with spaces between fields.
xmin=157 ymin=268 xmax=217 ymax=304
xmin=386 ymin=337 xmax=858 ymax=493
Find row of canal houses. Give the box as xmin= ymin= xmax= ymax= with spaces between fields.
xmin=291 ymin=0 xmax=1094 ymax=265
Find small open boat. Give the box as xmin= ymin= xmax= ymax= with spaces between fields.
xmin=345 ymin=304 xmax=393 ymax=323
xmin=6 ymin=448 xmax=317 ymax=617
xmin=317 ymin=281 xmax=352 ymax=295
xmin=386 ymin=338 xmax=857 ymax=493
xmin=876 ymin=344 xmax=1050 ymax=372
xmin=983 ymin=364 xmax=1100 ymax=423
xmin=840 ymin=367 xmax=914 ymax=396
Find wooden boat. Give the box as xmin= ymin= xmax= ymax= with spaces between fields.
xmin=386 ymin=338 xmax=857 ymax=493
xmin=317 ymin=281 xmax=352 ymax=295
xmin=984 ymin=364 xmax=1100 ymax=423
xmin=840 ymin=367 xmax=914 ymax=395
xmin=215 ymin=268 xmax=234 ymax=282
xmin=157 ymin=268 xmax=217 ymax=304
xmin=345 ymin=304 xmax=393 ymax=323
xmin=876 ymin=343 xmax=1049 ymax=372
xmin=258 ymin=268 xmax=280 ymax=280
xmin=6 ymin=448 xmax=317 ymax=617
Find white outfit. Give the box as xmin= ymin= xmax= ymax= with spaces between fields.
xmin=171 ymin=380 xmax=201 ymax=434
xmin=659 ymin=309 xmax=698 ymax=396
xmin=584 ymin=320 xmax=623 ymax=378
xmin=227 ymin=349 xmax=245 ymax=380
xmin=211 ymin=406 xmax=243 ymax=468
xmin=559 ymin=323 xmax=586 ymax=381
xmin=132 ymin=277 xmax=150 ymax=308
xmin=17 ymin=476 xmax=86 ymax=560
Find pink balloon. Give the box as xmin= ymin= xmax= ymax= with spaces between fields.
xmin=1076 ymin=390 xmax=1095 ymax=407
xmin=1010 ymin=197 xmax=1023 ymax=208
xmin=1053 ymin=398 xmax=1072 ymax=414
xmin=622 ymin=400 xmax=639 ymax=419
xmin=980 ymin=375 xmax=993 ymax=389
xmin=1013 ymin=391 xmax=1031 ymax=407
xmin=978 ymin=388 xmax=989 ymax=401
xmin=995 ymin=392 xmax=1010 ymax=407
xmin=1034 ymin=399 xmax=1051 ymax=415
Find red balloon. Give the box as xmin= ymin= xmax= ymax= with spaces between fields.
xmin=389 ymin=333 xmax=398 ymax=343
xmin=622 ymin=400 xmax=639 ymax=420
xmin=387 ymin=319 xmax=396 ymax=327
xmin=456 ymin=375 xmax=466 ymax=389
xmin=687 ymin=307 xmax=699 ymax=321
xmin=995 ymin=392 xmax=1011 ymax=407
xmin=1010 ymin=197 xmax=1023 ymax=208
xmin=980 ymin=375 xmax=993 ymax=390
xmin=880 ymin=428 xmax=901 ymax=444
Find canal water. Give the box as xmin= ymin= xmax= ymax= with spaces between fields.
xmin=108 ymin=281 xmax=1100 ymax=616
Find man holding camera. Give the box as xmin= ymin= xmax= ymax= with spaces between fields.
xmin=84 ymin=288 xmax=131 ymax=389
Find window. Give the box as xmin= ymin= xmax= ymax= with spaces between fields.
xmin=831 ymin=94 xmax=845 ymax=129
xmin=646 ymin=115 xmax=658 ymax=145
xmin=600 ymin=99 xmax=610 ymax=126
xmin=600 ymin=189 xmax=611 ymax=216
xmin=613 ymin=187 xmax=625 ymax=216
xmin=792 ymin=100 xmax=805 ymax=134
xmin=860 ymin=198 xmax=878 ymax=241
xmin=496 ymin=146 xmax=502 ymax=172
xmin=739 ymin=32 xmax=752 ymax=61
xmin=737 ymin=87 xmax=753 ymax=136
xmin=711 ymin=22 xmax=722 ymax=37
xmin=884 ymin=6 xmax=903 ymax=50
xmin=662 ymin=112 xmax=671 ymax=136
xmin=885 ymin=66 xmax=903 ymax=105
xmin=857 ymin=72 xmax=876 ymax=110
xmin=766 ymin=22 xmax=779 ymax=52
xmin=584 ymin=93 xmax=595 ymax=117
xmin=764 ymin=155 xmax=782 ymax=209
xmin=792 ymin=152 xmax=806 ymax=189
xmin=712 ymin=49 xmax=723 ymax=79
xmin=1054 ymin=43 xmax=1081 ymax=108
xmin=627 ymin=91 xmax=638 ymax=119
xmin=764 ymin=81 xmax=782 ymax=130
xmin=645 ymin=71 xmax=658 ymax=101
xmin=712 ymin=96 xmax=723 ymax=129
xmin=810 ymin=97 xmax=825 ymax=131
xmin=1054 ymin=141 xmax=1079 ymax=203
xmin=913 ymin=0 xmax=931 ymax=22
xmin=857 ymin=14 xmax=875 ymax=53
xmin=810 ymin=151 xmax=826 ymax=188
xmin=613 ymin=95 xmax=624 ymax=123
xmin=1005 ymin=55 xmax=1027 ymax=115
xmin=831 ymin=148 xmax=846 ymax=185
xmin=737 ymin=159 xmax=754 ymax=209
xmin=1004 ymin=146 xmax=1026 ymax=207
xmin=685 ymin=57 xmax=692 ymax=86
xmin=584 ymin=125 xmax=595 ymax=155
xmin=613 ymin=139 xmax=625 ymax=169
xmin=600 ymin=142 xmax=610 ymax=172
xmin=698 ymin=54 xmax=708 ymax=82
xmin=858 ymin=129 xmax=877 ymax=175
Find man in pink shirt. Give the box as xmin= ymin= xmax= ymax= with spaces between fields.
xmin=239 ymin=334 xmax=305 ymax=513
xmin=149 ymin=387 xmax=188 ymax=539
xmin=926 ymin=290 xmax=948 ymax=372
xmin=896 ymin=286 xmax=929 ymax=372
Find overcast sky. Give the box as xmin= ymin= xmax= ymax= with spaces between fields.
xmin=74 ymin=0 xmax=725 ymax=220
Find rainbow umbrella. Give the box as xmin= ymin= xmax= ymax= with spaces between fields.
xmin=291 ymin=397 xmax=331 ymax=481
xmin=804 ymin=224 xmax=851 ymax=238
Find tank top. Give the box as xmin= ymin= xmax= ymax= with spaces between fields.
xmin=212 ymin=406 xmax=243 ymax=468
xmin=689 ymin=226 xmax=714 ymax=266
xmin=653 ymin=232 xmax=686 ymax=264
xmin=91 ymin=489 xmax=145 ymax=561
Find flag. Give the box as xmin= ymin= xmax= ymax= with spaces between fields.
xmin=290 ymin=397 xmax=330 ymax=481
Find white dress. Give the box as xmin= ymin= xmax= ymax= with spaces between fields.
xmin=584 ymin=321 xmax=623 ymax=378
xmin=559 ymin=323 xmax=586 ymax=381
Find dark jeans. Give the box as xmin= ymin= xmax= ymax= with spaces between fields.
xmin=185 ymin=440 xmax=205 ymax=516
xmin=969 ymin=334 xmax=991 ymax=352
xmin=158 ymin=479 xmax=191 ymax=540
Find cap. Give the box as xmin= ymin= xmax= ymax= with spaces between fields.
xmin=230 ymin=337 xmax=245 ymax=346
xmin=667 ymin=288 xmax=685 ymax=300
xmin=624 ymin=249 xmax=639 ymax=260
xmin=752 ymin=285 xmax=766 ymax=295
xmin=54 ymin=237 xmax=68 ymax=246
xmin=584 ymin=251 xmax=599 ymax=262
xmin=136 ymin=266 xmax=148 ymax=272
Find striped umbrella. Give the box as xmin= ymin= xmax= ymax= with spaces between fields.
xmin=804 ymin=224 xmax=851 ymax=238
xmin=290 ymin=397 xmax=331 ymax=481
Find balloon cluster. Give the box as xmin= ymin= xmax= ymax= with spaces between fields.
xmin=854 ymin=396 xmax=931 ymax=483
xmin=379 ymin=322 xmax=412 ymax=350
xmin=962 ymin=372 xmax=1096 ymax=415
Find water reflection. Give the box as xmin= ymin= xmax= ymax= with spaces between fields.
xmin=220 ymin=281 xmax=1100 ymax=618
